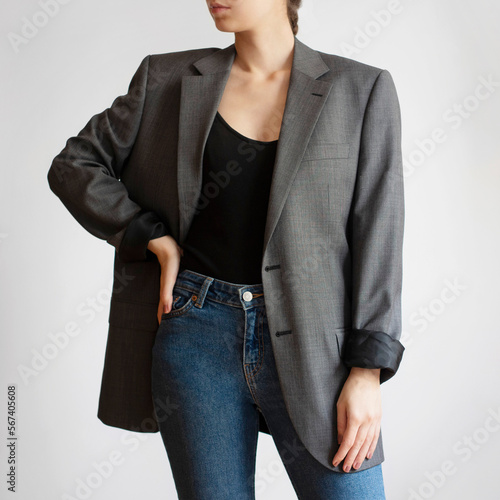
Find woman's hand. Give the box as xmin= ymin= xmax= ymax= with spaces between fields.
xmin=332 ymin=367 xmax=382 ymax=472
xmin=147 ymin=235 xmax=184 ymax=324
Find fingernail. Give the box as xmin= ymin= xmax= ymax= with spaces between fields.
xmin=367 ymin=452 xmax=372 ymax=459
xmin=344 ymin=465 xmax=351 ymax=472
xmin=332 ymin=460 xmax=338 ymax=467
xmin=353 ymin=462 xmax=360 ymax=469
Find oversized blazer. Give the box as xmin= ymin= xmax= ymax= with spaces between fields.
xmin=47 ymin=36 xmax=405 ymax=473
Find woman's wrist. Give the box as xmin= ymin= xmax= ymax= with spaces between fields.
xmin=348 ymin=367 xmax=381 ymax=381
xmin=147 ymin=235 xmax=178 ymax=263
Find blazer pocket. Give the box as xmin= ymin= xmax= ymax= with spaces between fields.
xmin=301 ymin=143 xmax=350 ymax=162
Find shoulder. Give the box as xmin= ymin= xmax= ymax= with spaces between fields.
xmin=316 ymin=46 xmax=392 ymax=86
xmin=314 ymin=47 xmax=395 ymax=90
xmin=321 ymin=50 xmax=384 ymax=79
xmin=148 ymin=46 xmax=220 ymax=71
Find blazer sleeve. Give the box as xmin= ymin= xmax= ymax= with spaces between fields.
xmin=343 ymin=69 xmax=405 ymax=384
xmin=47 ymin=54 xmax=169 ymax=262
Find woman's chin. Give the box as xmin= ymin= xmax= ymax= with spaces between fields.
xmin=212 ymin=19 xmax=241 ymax=33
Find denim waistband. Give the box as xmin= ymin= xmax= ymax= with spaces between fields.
xmin=175 ymin=268 xmax=265 ymax=310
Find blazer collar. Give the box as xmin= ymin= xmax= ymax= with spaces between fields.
xmin=192 ymin=35 xmax=330 ymax=79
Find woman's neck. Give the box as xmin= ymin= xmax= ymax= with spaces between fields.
xmin=233 ymin=29 xmax=295 ymax=79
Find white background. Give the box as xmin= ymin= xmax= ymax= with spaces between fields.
xmin=1 ymin=0 xmax=499 ymax=499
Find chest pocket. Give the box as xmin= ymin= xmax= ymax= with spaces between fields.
xmin=301 ymin=143 xmax=350 ymax=162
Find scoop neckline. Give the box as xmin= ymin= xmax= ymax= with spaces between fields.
xmin=215 ymin=111 xmax=278 ymax=145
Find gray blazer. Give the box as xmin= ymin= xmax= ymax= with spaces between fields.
xmin=47 ymin=36 xmax=405 ymax=473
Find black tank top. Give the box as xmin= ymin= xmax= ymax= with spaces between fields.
xmin=179 ymin=111 xmax=278 ymax=285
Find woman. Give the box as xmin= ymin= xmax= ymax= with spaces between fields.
xmin=48 ymin=0 xmax=405 ymax=498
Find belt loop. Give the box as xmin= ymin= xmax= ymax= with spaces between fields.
xmin=194 ymin=276 xmax=214 ymax=308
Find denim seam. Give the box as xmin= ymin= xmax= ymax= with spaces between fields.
xmin=246 ymin=307 xmax=265 ymax=378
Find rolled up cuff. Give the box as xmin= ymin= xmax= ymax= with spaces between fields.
xmin=342 ymin=328 xmax=405 ymax=383
xmin=118 ymin=209 xmax=169 ymax=262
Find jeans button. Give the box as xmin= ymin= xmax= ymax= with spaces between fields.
xmin=242 ymin=291 xmax=253 ymax=302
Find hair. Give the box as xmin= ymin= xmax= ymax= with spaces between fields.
xmin=287 ymin=0 xmax=302 ymax=35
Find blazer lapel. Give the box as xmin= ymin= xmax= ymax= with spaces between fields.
xmin=177 ymin=36 xmax=333 ymax=257
xmin=177 ymin=44 xmax=235 ymax=244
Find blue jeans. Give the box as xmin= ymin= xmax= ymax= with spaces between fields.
xmin=151 ymin=268 xmax=386 ymax=499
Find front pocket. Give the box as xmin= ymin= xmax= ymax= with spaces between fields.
xmin=161 ymin=287 xmax=197 ymax=320
xmin=301 ymin=143 xmax=350 ymax=161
